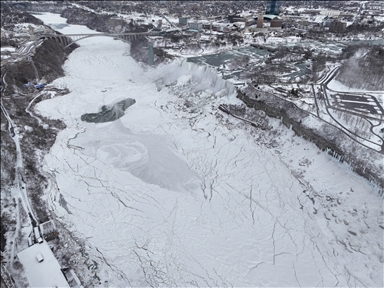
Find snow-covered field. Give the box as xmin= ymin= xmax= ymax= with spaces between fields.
xmin=1 ymin=47 xmax=16 ymax=52
xmin=33 ymin=13 xmax=383 ymax=287
xmin=329 ymin=79 xmax=384 ymax=97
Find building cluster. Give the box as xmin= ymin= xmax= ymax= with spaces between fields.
xmin=1 ymin=24 xmax=50 ymax=40
xmin=364 ymin=1 xmax=384 ymax=15
xmin=175 ymin=13 xmax=284 ymax=34
xmin=149 ymin=1 xmax=383 ymax=36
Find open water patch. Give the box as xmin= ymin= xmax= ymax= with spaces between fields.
xmin=81 ymin=98 xmax=136 ymax=123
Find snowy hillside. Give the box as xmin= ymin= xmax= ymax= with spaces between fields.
xmin=32 ymin=13 xmax=383 ymax=287
xmin=336 ymin=45 xmax=384 ymax=91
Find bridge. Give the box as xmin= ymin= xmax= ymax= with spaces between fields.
xmin=38 ymin=31 xmax=162 ymax=48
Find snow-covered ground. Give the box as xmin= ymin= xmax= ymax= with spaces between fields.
xmin=329 ymin=79 xmax=384 ymax=97
xmin=33 ymin=13 xmax=383 ymax=287
xmin=1 ymin=47 xmax=16 ymax=52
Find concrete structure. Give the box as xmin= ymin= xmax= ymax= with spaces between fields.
xmin=17 ymin=241 xmax=70 ymax=287
xmin=257 ymin=14 xmax=264 ymax=28
xmin=39 ymin=31 xmax=154 ymax=49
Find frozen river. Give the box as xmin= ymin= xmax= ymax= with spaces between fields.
xmin=33 ymin=13 xmax=383 ymax=287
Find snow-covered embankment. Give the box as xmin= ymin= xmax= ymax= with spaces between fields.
xmin=34 ymin=13 xmax=384 ymax=288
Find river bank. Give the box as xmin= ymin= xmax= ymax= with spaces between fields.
xmin=28 ymin=12 xmax=384 ymax=287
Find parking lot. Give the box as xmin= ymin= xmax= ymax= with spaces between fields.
xmin=332 ymin=93 xmax=384 ymax=116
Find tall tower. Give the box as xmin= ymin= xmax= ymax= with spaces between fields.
xmin=257 ymin=14 xmax=264 ymax=28
xmin=266 ymin=0 xmax=281 ymax=15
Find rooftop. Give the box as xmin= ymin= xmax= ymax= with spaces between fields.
xmin=263 ymin=14 xmax=282 ymax=20
xmin=17 ymin=241 xmax=69 ymax=288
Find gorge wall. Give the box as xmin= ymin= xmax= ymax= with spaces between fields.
xmin=237 ymin=87 xmax=384 ymax=196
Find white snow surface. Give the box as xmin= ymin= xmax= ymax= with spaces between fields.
xmin=34 ymin=13 xmax=384 ymax=287
xmin=329 ymin=79 xmax=384 ymax=99
xmin=1 ymin=47 xmax=16 ymax=52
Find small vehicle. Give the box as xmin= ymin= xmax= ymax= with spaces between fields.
xmin=23 ymin=82 xmax=34 ymax=88
xmin=34 ymin=227 xmax=43 ymax=243
xmin=36 ymin=253 xmax=44 ymax=262
xmin=35 ymin=83 xmax=45 ymax=89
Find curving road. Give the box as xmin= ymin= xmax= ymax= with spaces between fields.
xmin=1 ymin=52 xmax=40 ymax=266
xmin=314 ymin=65 xmax=384 ymax=153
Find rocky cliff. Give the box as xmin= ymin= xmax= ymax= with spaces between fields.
xmin=336 ymin=45 xmax=384 ymax=91
xmin=59 ymin=7 xmax=169 ymax=65
xmin=61 ymin=7 xmax=113 ymax=32
xmin=238 ymin=86 xmax=384 ymax=195
xmin=4 ymin=39 xmax=77 ymax=97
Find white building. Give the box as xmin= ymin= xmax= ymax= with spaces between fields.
xmin=17 ymin=241 xmax=70 ymax=287
xmin=320 ymin=10 xmax=341 ymax=17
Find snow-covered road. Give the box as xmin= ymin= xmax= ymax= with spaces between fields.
xmin=34 ymin=13 xmax=383 ymax=287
